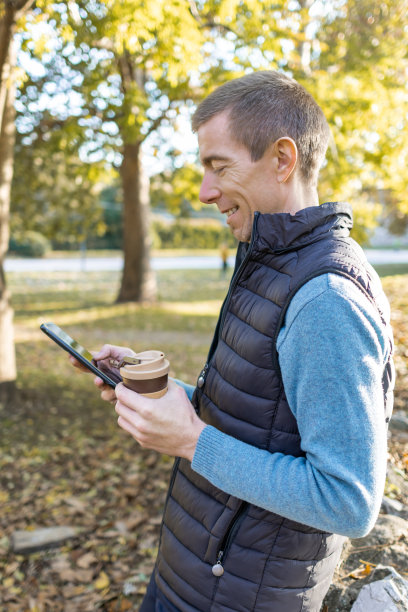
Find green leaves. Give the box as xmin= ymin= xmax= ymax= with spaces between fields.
xmin=11 ymin=0 xmax=408 ymax=240
xmin=11 ymin=120 xmax=110 ymax=245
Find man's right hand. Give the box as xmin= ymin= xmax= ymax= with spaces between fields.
xmin=69 ymin=344 xmax=136 ymax=403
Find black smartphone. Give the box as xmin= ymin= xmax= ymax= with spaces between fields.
xmin=40 ymin=322 xmax=120 ymax=389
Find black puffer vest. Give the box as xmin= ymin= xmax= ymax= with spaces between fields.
xmin=155 ymin=203 xmax=394 ymax=612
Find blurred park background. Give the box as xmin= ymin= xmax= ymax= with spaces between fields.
xmin=1 ymin=1 xmax=408 ymax=610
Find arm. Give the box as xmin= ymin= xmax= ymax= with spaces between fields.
xmin=191 ymin=274 xmax=391 ymax=537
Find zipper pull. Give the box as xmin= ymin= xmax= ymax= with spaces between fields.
xmin=197 ymin=363 xmax=208 ymax=388
xmin=212 ymin=551 xmax=224 ymax=576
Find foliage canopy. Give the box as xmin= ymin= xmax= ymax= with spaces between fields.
xmin=10 ymin=0 xmax=408 ymax=248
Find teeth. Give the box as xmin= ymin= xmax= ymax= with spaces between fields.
xmin=226 ymin=207 xmax=238 ymax=217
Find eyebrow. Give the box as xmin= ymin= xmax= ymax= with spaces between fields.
xmin=201 ymin=154 xmax=232 ymax=166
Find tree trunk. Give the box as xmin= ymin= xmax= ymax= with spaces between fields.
xmin=117 ymin=142 xmax=157 ymax=303
xmin=0 ymin=15 xmax=17 ymax=402
xmin=294 ymin=0 xmax=313 ymax=77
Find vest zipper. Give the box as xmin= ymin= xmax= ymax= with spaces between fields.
xmin=211 ymin=502 xmax=248 ymax=576
xmin=197 ymin=227 xmax=258 ymax=392
xmin=196 ymin=363 xmax=209 ymax=389
xmin=200 ymin=225 xmax=256 ymax=575
xmin=217 ymin=228 xmax=257 ymax=341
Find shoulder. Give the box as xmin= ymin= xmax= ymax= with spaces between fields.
xmin=277 ymin=273 xmax=391 ymax=355
xmin=287 ymin=272 xmax=389 ymax=322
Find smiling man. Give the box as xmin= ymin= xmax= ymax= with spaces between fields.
xmin=74 ymin=71 xmax=394 ymax=611
xmin=197 ymin=109 xmax=315 ymax=241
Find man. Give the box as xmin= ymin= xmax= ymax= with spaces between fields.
xmin=73 ymin=71 xmax=394 ymax=611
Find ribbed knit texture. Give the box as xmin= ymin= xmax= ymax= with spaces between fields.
xmin=192 ymin=273 xmax=391 ymax=537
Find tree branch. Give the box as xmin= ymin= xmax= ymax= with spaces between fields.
xmin=201 ymin=20 xmax=237 ymax=35
xmin=91 ymin=38 xmax=115 ymax=53
xmin=144 ymin=111 xmax=168 ymax=139
xmin=187 ymin=0 xmax=238 ymax=36
xmin=6 ymin=0 xmax=35 ymax=15
xmin=188 ymin=0 xmax=203 ymax=25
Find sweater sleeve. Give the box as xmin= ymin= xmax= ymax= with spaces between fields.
xmin=191 ymin=273 xmax=391 ymax=538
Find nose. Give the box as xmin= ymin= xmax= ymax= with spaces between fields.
xmin=199 ymin=171 xmax=221 ymax=204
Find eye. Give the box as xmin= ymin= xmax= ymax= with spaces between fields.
xmin=213 ymin=166 xmax=226 ymax=176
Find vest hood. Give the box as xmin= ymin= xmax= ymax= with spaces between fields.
xmin=253 ymin=201 xmax=353 ymax=253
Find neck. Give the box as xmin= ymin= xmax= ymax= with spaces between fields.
xmin=280 ymin=177 xmax=319 ymax=215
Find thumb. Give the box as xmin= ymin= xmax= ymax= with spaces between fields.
xmin=92 ymin=344 xmax=115 ymax=361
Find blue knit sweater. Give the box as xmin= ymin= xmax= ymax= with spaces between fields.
xmin=178 ymin=273 xmax=391 ymax=538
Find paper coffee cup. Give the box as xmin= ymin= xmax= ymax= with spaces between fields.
xmin=120 ymin=351 xmax=169 ymax=398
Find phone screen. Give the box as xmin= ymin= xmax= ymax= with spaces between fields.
xmin=40 ymin=322 xmax=119 ymax=388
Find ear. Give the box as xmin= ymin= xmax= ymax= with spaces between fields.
xmin=275 ymin=137 xmax=298 ymax=183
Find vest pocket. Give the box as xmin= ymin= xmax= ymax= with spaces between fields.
xmin=211 ymin=502 xmax=249 ymax=576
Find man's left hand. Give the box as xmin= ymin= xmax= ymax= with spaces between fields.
xmin=114 ymin=380 xmax=206 ymax=462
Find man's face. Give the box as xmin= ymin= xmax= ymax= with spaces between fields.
xmin=197 ymin=111 xmax=278 ymax=242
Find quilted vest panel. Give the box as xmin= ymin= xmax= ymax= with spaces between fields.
xmin=155 ymin=203 xmax=394 ymax=612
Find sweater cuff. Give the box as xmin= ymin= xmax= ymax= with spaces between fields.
xmin=192 ymin=425 xmax=226 ymax=478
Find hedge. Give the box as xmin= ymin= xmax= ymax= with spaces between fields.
xmin=8 ymin=231 xmax=51 ymax=258
xmin=7 ymin=219 xmax=236 ymax=255
xmin=151 ymin=218 xmax=236 ymax=249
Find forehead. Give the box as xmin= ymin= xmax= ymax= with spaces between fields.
xmin=197 ymin=111 xmax=248 ymax=165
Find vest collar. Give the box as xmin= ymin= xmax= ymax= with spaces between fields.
xmin=252 ymin=202 xmax=353 ymax=253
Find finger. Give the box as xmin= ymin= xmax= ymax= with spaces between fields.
xmin=69 ymin=355 xmax=89 ymax=372
xmin=115 ymin=401 xmax=144 ymax=436
xmin=101 ymin=387 xmax=117 ymax=403
xmin=117 ymin=415 xmax=143 ymax=442
xmin=94 ymin=376 xmax=105 ymax=387
xmin=114 ymin=381 xmax=144 ymax=405
xmin=166 ymin=379 xmax=179 ymax=392
xmin=115 ymin=400 xmax=140 ymax=421
xmin=92 ymin=344 xmax=115 ymax=361
xmin=94 ymin=377 xmax=116 ymax=400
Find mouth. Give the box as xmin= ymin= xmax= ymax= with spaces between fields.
xmin=224 ymin=206 xmax=238 ymax=218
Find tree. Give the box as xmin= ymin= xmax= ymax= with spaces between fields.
xmin=296 ymin=0 xmax=408 ymax=239
xmin=16 ymin=1 xmax=293 ymax=302
xmin=15 ymin=0 xmax=214 ymax=302
xmin=186 ymin=0 xmax=407 ymax=243
xmin=0 ymin=0 xmax=37 ymax=400
xmin=13 ymin=0 xmax=408 ymax=311
xmin=11 ymin=116 xmax=110 ymax=248
xmin=133 ymin=0 xmax=408 ymax=246
xmin=150 ymin=164 xmax=203 ymax=216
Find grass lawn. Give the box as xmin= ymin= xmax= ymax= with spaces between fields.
xmin=0 ymin=265 xmax=407 ymax=610
xmin=0 ymin=267 xmax=233 ymax=611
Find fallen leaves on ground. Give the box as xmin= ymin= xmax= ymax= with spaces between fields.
xmin=0 ymin=271 xmax=407 ymax=610
xmin=0 ymin=416 xmax=173 ymax=610
xmin=348 ymin=561 xmax=375 ymax=580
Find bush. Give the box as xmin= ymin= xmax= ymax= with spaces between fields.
xmin=8 ymin=231 xmax=51 ymax=258
xmin=151 ymin=218 xmax=236 ymax=249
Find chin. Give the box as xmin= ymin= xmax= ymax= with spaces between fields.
xmin=235 ymin=227 xmax=251 ymax=242
xmin=229 ymin=220 xmax=250 ymax=242
xmin=234 ymin=232 xmax=251 ymax=243
xmin=231 ymin=228 xmax=242 ymax=241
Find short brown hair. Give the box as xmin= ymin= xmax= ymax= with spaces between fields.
xmin=192 ymin=71 xmax=330 ymax=184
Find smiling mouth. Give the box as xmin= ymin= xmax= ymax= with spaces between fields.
xmin=225 ymin=206 xmax=238 ymax=218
